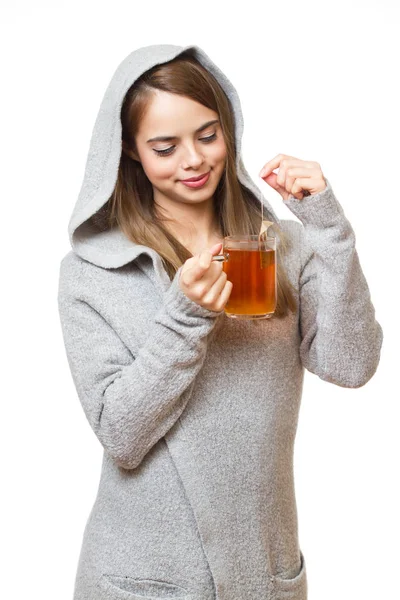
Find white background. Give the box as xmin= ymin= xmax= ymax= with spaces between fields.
xmin=1 ymin=1 xmax=398 ymax=598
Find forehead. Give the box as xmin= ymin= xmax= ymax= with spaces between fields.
xmin=138 ymin=90 xmax=218 ymax=134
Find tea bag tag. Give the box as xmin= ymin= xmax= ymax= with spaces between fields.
xmin=259 ymin=220 xmax=275 ymax=269
xmin=259 ymin=220 xmax=274 ymax=241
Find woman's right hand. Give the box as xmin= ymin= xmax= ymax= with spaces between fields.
xmin=179 ymin=242 xmax=233 ymax=312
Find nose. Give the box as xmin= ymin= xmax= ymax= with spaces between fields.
xmin=180 ymin=144 xmax=205 ymax=169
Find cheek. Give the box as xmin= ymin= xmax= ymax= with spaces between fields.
xmin=142 ymin=154 xmax=175 ymax=181
xmin=212 ymin=140 xmax=228 ymax=166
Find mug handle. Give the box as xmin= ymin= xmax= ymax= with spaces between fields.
xmin=211 ymin=253 xmax=229 ymax=262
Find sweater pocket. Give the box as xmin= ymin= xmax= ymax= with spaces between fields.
xmin=271 ymin=550 xmax=308 ymax=600
xmin=98 ymin=574 xmax=193 ymax=599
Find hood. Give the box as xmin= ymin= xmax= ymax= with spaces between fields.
xmin=68 ymin=44 xmax=281 ymax=271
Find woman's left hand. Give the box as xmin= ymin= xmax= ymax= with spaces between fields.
xmin=258 ymin=154 xmax=327 ymax=201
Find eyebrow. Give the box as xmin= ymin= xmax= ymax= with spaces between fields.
xmin=146 ymin=119 xmax=220 ymax=143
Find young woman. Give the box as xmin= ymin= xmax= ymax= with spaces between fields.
xmin=58 ymin=44 xmax=383 ymax=600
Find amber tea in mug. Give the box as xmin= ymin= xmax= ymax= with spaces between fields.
xmin=212 ymin=235 xmax=277 ymax=319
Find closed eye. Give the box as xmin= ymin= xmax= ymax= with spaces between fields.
xmin=153 ymin=133 xmax=218 ymax=157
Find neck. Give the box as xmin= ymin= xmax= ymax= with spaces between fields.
xmin=154 ymin=193 xmax=223 ymax=253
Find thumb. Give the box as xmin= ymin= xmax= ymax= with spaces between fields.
xmin=209 ymin=242 xmax=223 ymax=255
xmin=262 ymin=172 xmax=290 ymax=201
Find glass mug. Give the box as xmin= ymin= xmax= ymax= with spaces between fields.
xmin=212 ymin=235 xmax=277 ymax=320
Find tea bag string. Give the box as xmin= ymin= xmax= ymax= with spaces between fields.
xmin=259 ymin=196 xmax=274 ymax=245
xmin=259 ymin=197 xmax=275 ymax=269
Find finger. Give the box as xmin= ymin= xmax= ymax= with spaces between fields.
xmin=286 ymin=166 xmax=316 ymax=179
xmin=201 ymin=270 xmax=228 ymax=305
xmin=210 ymin=242 xmax=223 ymax=255
xmin=285 ymin=166 xmax=314 ymax=195
xmin=259 ymin=154 xmax=301 ymax=178
xmin=278 ymin=159 xmax=319 ymax=194
xmin=291 ymin=177 xmax=315 ymax=197
xmin=275 ymin=159 xmax=307 ymax=187
xmin=276 ymin=158 xmax=290 ymax=188
xmin=213 ymin=280 xmax=233 ymax=312
xmin=184 ymin=250 xmax=222 ymax=285
xmin=263 ymin=172 xmax=289 ymax=199
xmin=194 ymin=242 xmax=223 ymax=258
xmin=259 ymin=154 xmax=286 ymax=178
xmin=259 ymin=155 xmax=315 ymax=179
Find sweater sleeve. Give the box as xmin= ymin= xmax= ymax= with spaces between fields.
xmin=283 ymin=178 xmax=383 ymax=388
xmin=57 ymin=257 xmax=222 ymax=470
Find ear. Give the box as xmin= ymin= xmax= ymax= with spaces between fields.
xmin=122 ymin=141 xmax=141 ymax=163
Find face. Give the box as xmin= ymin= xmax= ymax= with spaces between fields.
xmin=130 ymin=90 xmax=227 ymax=209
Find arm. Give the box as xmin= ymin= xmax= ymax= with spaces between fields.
xmin=58 ymin=255 xmax=221 ymax=470
xmin=284 ymin=179 xmax=383 ymax=388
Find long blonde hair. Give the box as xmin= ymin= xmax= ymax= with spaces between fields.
xmin=94 ymin=50 xmax=298 ymax=318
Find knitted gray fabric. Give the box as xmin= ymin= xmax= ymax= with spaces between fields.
xmin=57 ymin=44 xmax=383 ymax=600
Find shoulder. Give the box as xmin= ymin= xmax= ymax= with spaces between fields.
xmin=277 ymin=217 xmax=302 ymax=236
xmin=58 ymin=251 xmax=114 ymax=301
xmin=277 ymin=218 xmax=310 ymax=252
xmin=58 ymin=251 xmax=86 ymax=299
xmin=59 ymin=250 xmax=85 ymax=274
xmin=276 ymin=217 xmax=305 ymax=254
xmin=58 ymin=251 xmax=146 ymax=304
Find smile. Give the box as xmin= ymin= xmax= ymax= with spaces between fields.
xmin=180 ymin=172 xmax=211 ymax=188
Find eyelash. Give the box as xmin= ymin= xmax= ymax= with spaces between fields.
xmin=153 ymin=133 xmax=217 ymax=156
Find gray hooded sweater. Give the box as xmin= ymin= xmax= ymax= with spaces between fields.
xmin=57 ymin=44 xmax=383 ymax=600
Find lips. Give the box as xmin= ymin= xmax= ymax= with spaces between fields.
xmin=181 ymin=172 xmax=210 ymax=182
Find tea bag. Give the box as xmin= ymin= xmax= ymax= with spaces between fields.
xmin=259 ymin=219 xmax=274 ymax=241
